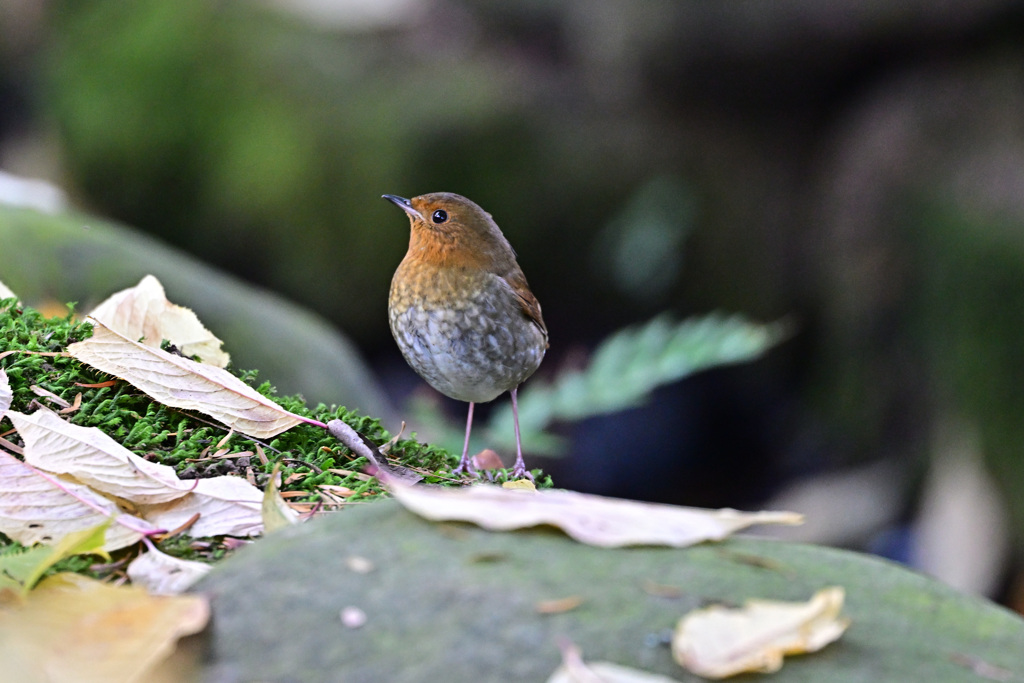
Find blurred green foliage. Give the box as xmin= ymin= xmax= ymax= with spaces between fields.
xmin=44 ymin=0 xmax=564 ymax=341
xmin=412 ymin=312 xmax=787 ymax=455
xmin=914 ymin=200 xmax=1024 ymax=544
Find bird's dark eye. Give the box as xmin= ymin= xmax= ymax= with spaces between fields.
xmin=432 ymin=210 xmax=448 ymax=224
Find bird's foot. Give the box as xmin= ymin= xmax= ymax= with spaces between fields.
xmin=452 ymin=456 xmax=478 ymax=478
xmin=509 ymin=461 xmax=534 ymax=482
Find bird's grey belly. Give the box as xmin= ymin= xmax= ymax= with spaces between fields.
xmin=389 ymin=302 xmax=545 ymax=404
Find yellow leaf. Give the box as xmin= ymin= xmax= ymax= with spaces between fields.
xmin=262 ymin=463 xmax=301 ymax=533
xmin=0 ymin=572 xmax=208 ymax=683
xmin=672 ymin=586 xmax=849 ymax=679
xmin=18 ymin=522 xmax=110 ymax=595
xmin=502 ymin=478 xmax=536 ymax=491
xmin=0 ymin=522 xmax=109 ymax=596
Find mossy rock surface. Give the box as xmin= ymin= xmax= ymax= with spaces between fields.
xmin=195 ymin=499 xmax=1024 ymax=682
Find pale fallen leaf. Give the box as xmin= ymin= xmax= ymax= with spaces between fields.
xmin=672 ymin=586 xmax=849 ymax=679
xmin=89 ymin=274 xmax=231 ymax=368
xmin=138 ymin=475 xmax=264 ymax=538
xmin=68 ymin=320 xmax=303 ymax=439
xmin=127 ymin=547 xmax=212 ymax=595
xmin=390 ymin=484 xmax=803 ymax=548
xmin=0 ymin=572 xmax=208 ymax=683
xmin=8 ymin=408 xmax=193 ymax=505
xmin=0 ymin=450 xmax=155 ymax=551
xmin=262 ymin=463 xmax=301 ymax=532
xmin=0 ymin=280 xmax=16 ymax=301
xmin=0 ymin=369 xmax=10 ymax=418
xmin=548 ymin=642 xmax=682 ymax=683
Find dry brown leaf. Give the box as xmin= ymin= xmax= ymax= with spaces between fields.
xmin=59 ymin=391 xmax=83 ymax=415
xmin=471 ymin=448 xmax=504 ymax=471
xmin=390 ymin=484 xmax=803 ymax=548
xmin=0 ymin=572 xmax=208 ymax=682
xmin=0 ymin=450 xmax=155 ymax=551
xmin=138 ymin=475 xmax=263 ymax=538
xmin=8 ymin=408 xmax=193 ymax=505
xmin=68 ymin=319 xmax=303 ymax=439
xmin=127 ymin=547 xmax=212 ymax=595
xmin=89 ymin=274 xmax=231 ymax=368
xmin=28 ymin=385 xmax=70 ymax=408
xmin=672 ymin=586 xmax=849 ymax=679
xmin=548 ymin=642 xmax=682 ymax=683
xmin=0 ymin=369 xmax=11 ymax=418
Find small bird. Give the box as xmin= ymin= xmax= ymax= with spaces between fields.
xmin=384 ymin=192 xmax=548 ymax=480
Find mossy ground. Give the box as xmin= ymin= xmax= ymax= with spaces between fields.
xmin=0 ymin=298 xmax=549 ymax=580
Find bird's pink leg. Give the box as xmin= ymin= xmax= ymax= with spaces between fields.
xmin=509 ymin=387 xmax=533 ymax=481
xmin=453 ymin=402 xmax=477 ymax=475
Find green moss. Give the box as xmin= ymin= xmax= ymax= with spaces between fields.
xmin=0 ymin=298 xmax=547 ymax=579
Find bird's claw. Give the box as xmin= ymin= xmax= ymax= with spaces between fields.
xmin=509 ymin=464 xmax=534 ymax=482
xmin=452 ymin=457 xmax=478 ymax=478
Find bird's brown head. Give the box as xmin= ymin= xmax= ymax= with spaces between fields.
xmin=382 ymin=192 xmax=516 ymax=271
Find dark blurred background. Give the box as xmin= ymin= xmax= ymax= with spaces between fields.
xmin=3 ymin=0 xmax=1024 ymax=607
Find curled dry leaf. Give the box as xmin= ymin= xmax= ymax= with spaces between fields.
xmin=0 ymin=368 xmax=11 ymax=418
xmin=127 ymin=546 xmax=212 ymax=595
xmin=390 ymin=484 xmax=803 ymax=548
xmin=7 ymin=408 xmax=193 ymax=505
xmin=0 ymin=572 xmax=209 ymax=682
xmin=68 ymin=320 xmax=303 ymax=439
xmin=672 ymin=586 xmax=849 ymax=679
xmin=0 ymin=450 xmax=155 ymax=551
xmin=138 ymin=475 xmax=264 ymax=538
xmin=89 ymin=274 xmax=230 ymax=368
xmin=547 ymin=642 xmax=682 ymax=683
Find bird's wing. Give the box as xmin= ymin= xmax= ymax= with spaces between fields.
xmin=502 ymin=270 xmax=548 ymax=344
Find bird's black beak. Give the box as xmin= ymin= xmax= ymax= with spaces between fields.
xmin=382 ymin=194 xmax=424 ymax=221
